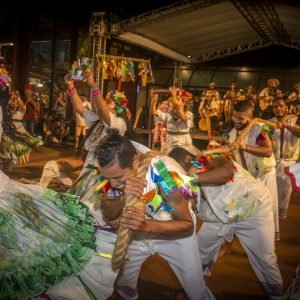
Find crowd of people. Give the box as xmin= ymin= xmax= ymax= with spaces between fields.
xmin=0 ymin=70 xmax=299 ymax=300
xmin=194 ymin=78 xmax=300 ymax=135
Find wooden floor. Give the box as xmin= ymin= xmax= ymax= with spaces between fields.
xmin=4 ymin=144 xmax=300 ymax=300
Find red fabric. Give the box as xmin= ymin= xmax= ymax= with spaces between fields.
xmin=23 ymin=102 xmax=38 ymax=123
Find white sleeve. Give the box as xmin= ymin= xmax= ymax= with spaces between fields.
xmin=109 ymin=112 xmax=127 ymax=136
xmin=157 ymin=109 xmax=168 ymax=122
xmin=82 ymin=110 xmax=100 ymax=127
xmin=186 ymin=111 xmax=194 ymax=128
xmin=86 ymin=101 xmax=92 ymax=110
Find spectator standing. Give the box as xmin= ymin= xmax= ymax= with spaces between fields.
xmin=23 ymin=88 xmax=40 ymax=135
xmin=74 ymin=94 xmax=92 ymax=149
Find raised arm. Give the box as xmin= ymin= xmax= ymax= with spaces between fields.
xmin=170 ymin=86 xmax=188 ymax=122
xmin=86 ymin=72 xmax=111 ymax=125
xmin=16 ymin=94 xmax=26 ymax=112
xmin=65 ymin=78 xmax=85 ymax=115
xmin=150 ymin=90 xmax=159 ymax=116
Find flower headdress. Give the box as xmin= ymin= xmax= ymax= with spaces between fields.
xmin=168 ymin=88 xmax=193 ymax=105
xmin=0 ymin=56 xmax=11 ymax=91
xmin=180 ymin=90 xmax=193 ymax=102
xmin=106 ymin=90 xmax=129 ymax=115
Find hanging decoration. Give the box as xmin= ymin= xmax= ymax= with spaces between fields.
xmin=97 ymin=54 xmax=155 ymax=87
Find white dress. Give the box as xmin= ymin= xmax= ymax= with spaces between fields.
xmin=157 ymin=109 xmax=199 ymax=155
xmin=0 ymin=108 xmax=103 ymax=300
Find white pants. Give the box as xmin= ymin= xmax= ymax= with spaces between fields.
xmin=116 ymin=230 xmax=214 ymax=300
xmin=39 ymin=160 xmax=73 ymax=188
xmin=197 ymin=197 xmax=284 ymax=300
xmin=47 ymin=229 xmax=118 ymax=300
xmin=260 ymin=170 xmax=280 ymax=241
xmin=276 ymin=160 xmax=296 ymax=218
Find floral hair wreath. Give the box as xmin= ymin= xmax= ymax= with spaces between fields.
xmin=106 ymin=90 xmax=129 ymax=115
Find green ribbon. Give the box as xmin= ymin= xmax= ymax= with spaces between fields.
xmin=153 ymin=160 xmax=177 ymax=195
xmin=167 ymin=131 xmax=189 ymax=135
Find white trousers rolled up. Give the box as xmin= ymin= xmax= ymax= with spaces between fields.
xmin=197 ymin=196 xmax=284 ymax=300
xmin=260 ymin=170 xmax=280 ymax=241
xmin=276 ymin=160 xmax=296 ymax=218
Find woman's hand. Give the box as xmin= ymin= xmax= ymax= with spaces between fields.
xmin=169 ymin=86 xmax=178 ymax=99
xmin=64 ymin=73 xmax=74 ymax=90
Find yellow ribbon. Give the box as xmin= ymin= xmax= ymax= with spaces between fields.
xmin=97 ymin=252 xmax=129 ymax=260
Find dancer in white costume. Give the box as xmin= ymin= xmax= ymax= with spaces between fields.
xmin=269 ymin=98 xmax=300 ymax=219
xmin=228 ymin=100 xmax=280 ymax=241
xmin=0 ymin=87 xmax=146 ymax=300
xmin=0 ymin=84 xmax=122 ymax=300
xmin=65 ymin=73 xmax=129 ymax=175
xmin=94 ymin=130 xmax=214 ymax=300
xmin=169 ymin=147 xmax=285 ymax=300
xmin=150 ymin=87 xmax=198 ymax=155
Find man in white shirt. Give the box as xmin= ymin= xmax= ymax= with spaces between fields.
xmin=169 ymin=147 xmax=285 ymax=300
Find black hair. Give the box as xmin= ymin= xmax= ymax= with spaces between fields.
xmin=0 ymin=88 xmax=32 ymax=147
xmin=168 ymin=147 xmax=196 ymax=162
xmin=273 ymin=98 xmax=287 ymax=105
xmin=233 ymin=99 xmax=253 ymax=112
xmin=96 ymin=128 xmax=137 ymax=169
